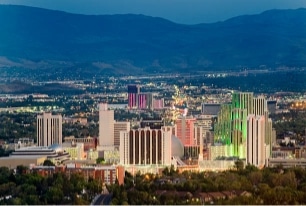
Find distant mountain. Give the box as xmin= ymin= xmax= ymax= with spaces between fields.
xmin=0 ymin=5 xmax=306 ymax=75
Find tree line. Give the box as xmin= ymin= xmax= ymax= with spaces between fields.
xmin=108 ymin=164 xmax=306 ymax=205
xmin=0 ymin=166 xmax=100 ymax=205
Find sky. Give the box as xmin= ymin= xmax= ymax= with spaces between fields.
xmin=0 ymin=0 xmax=306 ymax=24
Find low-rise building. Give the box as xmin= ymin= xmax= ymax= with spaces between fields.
xmin=31 ymin=164 xmax=125 ymax=185
xmin=0 ymin=144 xmax=70 ymax=168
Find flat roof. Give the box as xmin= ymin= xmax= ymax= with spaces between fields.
xmin=0 ymin=155 xmax=47 ymax=160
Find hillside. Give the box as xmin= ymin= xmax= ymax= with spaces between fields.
xmin=0 ymin=5 xmax=306 ymax=75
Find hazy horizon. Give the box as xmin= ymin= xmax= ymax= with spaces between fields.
xmin=1 ymin=0 xmax=306 ymax=24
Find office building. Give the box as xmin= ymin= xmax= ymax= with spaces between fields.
xmin=37 ymin=112 xmax=62 ymax=147
xmin=267 ymin=100 xmax=277 ymax=114
xmin=114 ymin=121 xmax=130 ymax=147
xmin=201 ymin=103 xmax=221 ymax=116
xmin=99 ymin=103 xmax=114 ymax=148
xmin=194 ymin=116 xmax=214 ymax=160
xmin=194 ymin=116 xmax=214 ymax=145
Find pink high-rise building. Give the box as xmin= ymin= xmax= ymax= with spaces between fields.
xmin=138 ymin=93 xmax=153 ymax=110
xmin=153 ymin=98 xmax=164 ymax=109
xmin=127 ymin=85 xmax=140 ymax=109
xmin=138 ymin=93 xmax=147 ymax=109
xmin=175 ymin=116 xmax=196 ymax=147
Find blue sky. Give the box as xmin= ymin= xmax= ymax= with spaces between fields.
xmin=1 ymin=0 xmax=306 ymax=24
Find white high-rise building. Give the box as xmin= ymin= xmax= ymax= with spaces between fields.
xmin=37 ymin=112 xmax=62 ymax=147
xmin=247 ymin=115 xmax=266 ymax=168
xmin=99 ymin=103 xmax=114 ymax=149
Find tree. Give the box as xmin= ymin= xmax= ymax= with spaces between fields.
xmin=162 ymin=167 xmax=170 ymax=176
xmin=43 ymin=159 xmax=55 ymax=166
xmin=86 ymin=177 xmax=100 ymax=200
xmin=25 ymin=195 xmax=41 ymax=205
xmin=45 ymin=186 xmax=64 ymax=204
xmin=16 ymin=165 xmax=28 ymax=175
xmin=234 ymin=159 xmax=244 ymax=171
xmin=96 ymin=157 xmax=105 ymax=164
xmin=0 ymin=167 xmax=12 ymax=184
xmin=248 ymin=171 xmax=263 ymax=186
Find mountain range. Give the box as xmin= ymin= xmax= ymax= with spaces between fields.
xmin=0 ymin=5 xmax=306 ymax=75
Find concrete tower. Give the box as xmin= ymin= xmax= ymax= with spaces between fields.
xmin=114 ymin=121 xmax=130 ymax=148
xmin=37 ymin=112 xmax=62 ymax=147
xmin=247 ymin=115 xmax=266 ymax=168
xmin=99 ymin=103 xmax=114 ymax=148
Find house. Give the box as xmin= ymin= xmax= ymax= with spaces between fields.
xmin=207 ymin=192 xmax=226 ymax=201
xmin=196 ymin=192 xmax=212 ymax=203
xmin=234 ymin=190 xmax=252 ymax=197
xmin=222 ymin=190 xmax=237 ymax=199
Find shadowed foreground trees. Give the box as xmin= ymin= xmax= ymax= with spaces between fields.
xmin=0 ymin=167 xmax=101 ymax=205
xmin=2 ymin=165 xmax=306 ymax=205
xmin=107 ymin=166 xmax=306 ymax=205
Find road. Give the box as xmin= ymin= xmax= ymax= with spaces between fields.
xmin=91 ymin=194 xmax=113 ymax=205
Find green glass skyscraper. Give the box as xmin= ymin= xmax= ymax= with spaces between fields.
xmin=214 ymin=92 xmax=253 ymax=158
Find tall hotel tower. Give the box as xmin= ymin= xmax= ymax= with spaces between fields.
xmin=99 ymin=103 xmax=114 ymax=149
xmin=138 ymin=93 xmax=154 ymax=110
xmin=128 ymin=85 xmax=140 ymax=109
xmin=247 ymin=115 xmax=266 ymax=168
xmin=120 ymin=128 xmax=172 ymax=166
xmin=213 ymin=92 xmax=273 ymax=162
xmin=37 ymin=112 xmax=62 ymax=147
xmin=214 ymin=93 xmax=253 ymax=158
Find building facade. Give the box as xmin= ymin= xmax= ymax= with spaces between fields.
xmin=63 ymin=143 xmax=86 ymax=160
xmin=119 ymin=128 xmax=172 ymax=166
xmin=99 ymin=103 xmax=114 ymax=148
xmin=128 ymin=85 xmax=140 ymax=109
xmin=247 ymin=115 xmax=266 ymax=168
xmin=175 ymin=116 xmax=196 ymax=147
xmin=37 ymin=112 xmax=62 ymax=147
xmin=194 ymin=116 xmax=214 ymax=160
xmin=138 ymin=93 xmax=153 ymax=110
xmin=201 ymin=103 xmax=221 ymax=116
xmin=153 ymin=98 xmax=164 ymax=109
xmin=114 ymin=121 xmax=130 ymax=148
xmin=63 ymin=136 xmax=97 ymax=151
